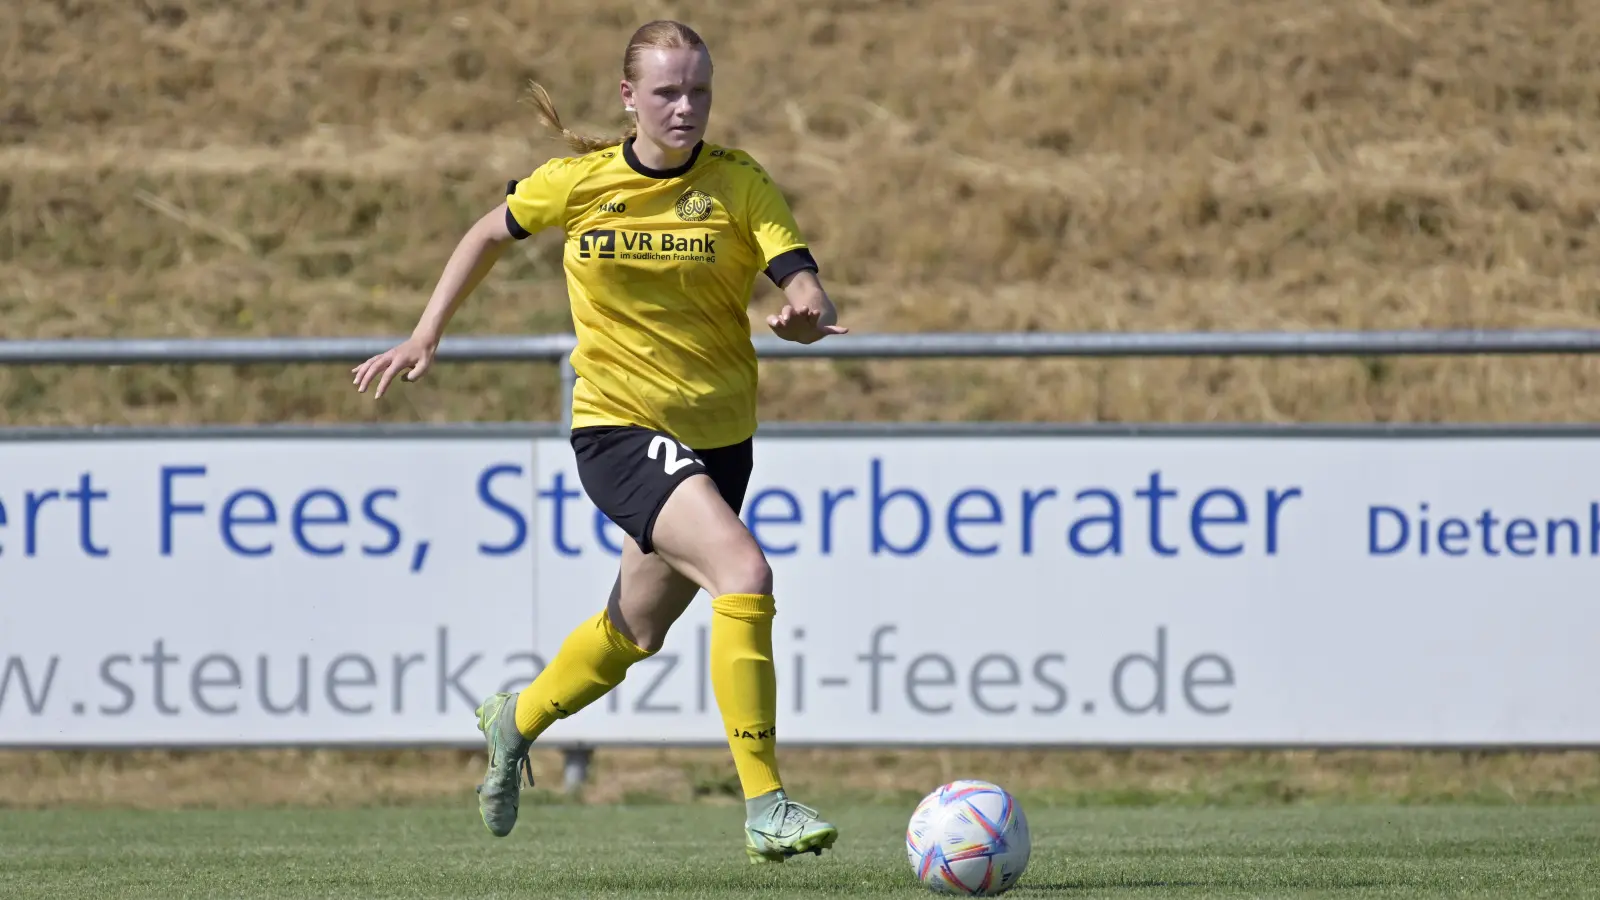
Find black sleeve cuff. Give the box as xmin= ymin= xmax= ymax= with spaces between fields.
xmin=503 ymin=179 xmax=531 ymax=240
xmin=764 ymin=247 xmax=819 ymax=287
xmin=505 ymin=208 xmax=531 ymax=240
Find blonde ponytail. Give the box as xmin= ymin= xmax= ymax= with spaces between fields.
xmin=524 ymin=81 xmax=634 ymax=155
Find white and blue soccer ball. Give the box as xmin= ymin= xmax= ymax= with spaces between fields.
xmin=905 ymin=779 xmax=1031 ymax=895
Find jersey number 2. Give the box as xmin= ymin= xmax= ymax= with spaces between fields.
xmin=648 ymin=436 xmax=699 ymax=475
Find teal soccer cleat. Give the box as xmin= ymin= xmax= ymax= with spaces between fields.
xmin=474 ymin=691 xmax=535 ymax=837
xmin=744 ymin=792 xmax=840 ymax=863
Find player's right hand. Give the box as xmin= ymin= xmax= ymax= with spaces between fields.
xmin=352 ymin=336 xmax=435 ymax=399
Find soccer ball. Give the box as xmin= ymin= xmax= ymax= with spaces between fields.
xmin=905 ymin=779 xmax=1031 ymax=895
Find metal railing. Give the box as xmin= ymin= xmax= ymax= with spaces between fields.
xmin=9 ymin=329 xmax=1600 ymax=364
xmin=7 ymin=329 xmax=1600 ymax=432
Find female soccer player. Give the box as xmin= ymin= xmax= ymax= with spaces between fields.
xmin=351 ymin=20 xmax=847 ymax=863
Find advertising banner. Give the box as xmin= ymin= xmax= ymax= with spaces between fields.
xmin=4 ymin=431 xmax=1596 ymax=747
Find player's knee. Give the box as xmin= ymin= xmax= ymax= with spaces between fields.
xmin=717 ymin=544 xmax=772 ymax=597
xmin=627 ymin=621 xmax=672 ymax=654
xmin=607 ymin=600 xmax=675 ymax=654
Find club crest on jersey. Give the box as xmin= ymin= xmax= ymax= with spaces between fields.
xmin=675 ymin=189 xmax=714 ymax=222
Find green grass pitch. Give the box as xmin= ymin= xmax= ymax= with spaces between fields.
xmin=2 ymin=804 xmax=1597 ymax=898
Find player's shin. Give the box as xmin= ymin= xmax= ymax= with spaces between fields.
xmin=710 ymin=592 xmax=783 ymax=800
xmin=513 ymin=607 xmax=654 ymax=739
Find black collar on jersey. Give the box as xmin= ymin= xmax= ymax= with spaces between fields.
xmin=622 ymin=136 xmax=703 ymax=179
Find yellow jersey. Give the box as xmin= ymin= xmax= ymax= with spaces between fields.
xmin=504 ymin=138 xmax=817 ymax=449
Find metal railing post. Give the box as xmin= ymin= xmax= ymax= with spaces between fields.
xmin=562 ymin=745 xmax=593 ymax=794
xmin=559 ymin=355 xmax=576 ymax=434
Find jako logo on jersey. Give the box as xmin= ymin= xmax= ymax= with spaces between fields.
xmin=577 ymin=229 xmax=716 ymax=261
xmin=599 ymin=200 xmax=627 ymax=213
xmin=675 ymin=189 xmax=714 ymax=222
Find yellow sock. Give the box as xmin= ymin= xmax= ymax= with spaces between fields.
xmin=711 ymin=593 xmax=783 ymax=799
xmin=513 ymin=608 xmax=653 ymax=739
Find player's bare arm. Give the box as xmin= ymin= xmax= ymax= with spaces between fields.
xmin=352 ymin=203 xmax=515 ymax=398
xmin=767 ymin=269 xmax=848 ymax=344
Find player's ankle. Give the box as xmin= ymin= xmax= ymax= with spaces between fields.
xmin=498 ymin=692 xmax=534 ymax=746
xmin=745 ymin=788 xmax=785 ymax=822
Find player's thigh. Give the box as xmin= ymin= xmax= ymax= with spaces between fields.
xmin=650 ymin=437 xmax=765 ymax=598
xmin=650 ymin=474 xmax=771 ymax=600
xmin=605 ymin=538 xmax=700 ymax=652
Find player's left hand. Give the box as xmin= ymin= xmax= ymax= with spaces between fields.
xmin=767 ymin=304 xmax=848 ymax=344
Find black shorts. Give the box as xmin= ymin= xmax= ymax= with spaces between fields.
xmin=570 ymin=425 xmax=754 ymax=554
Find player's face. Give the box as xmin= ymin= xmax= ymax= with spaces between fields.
xmin=624 ymin=46 xmax=713 ymax=154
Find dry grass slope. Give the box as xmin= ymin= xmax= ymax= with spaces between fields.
xmin=3 ymin=0 xmax=1600 ymax=425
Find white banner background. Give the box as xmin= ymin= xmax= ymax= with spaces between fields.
xmin=0 ymin=438 xmax=538 ymax=744
xmin=3 ymin=432 xmax=1597 ymax=746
